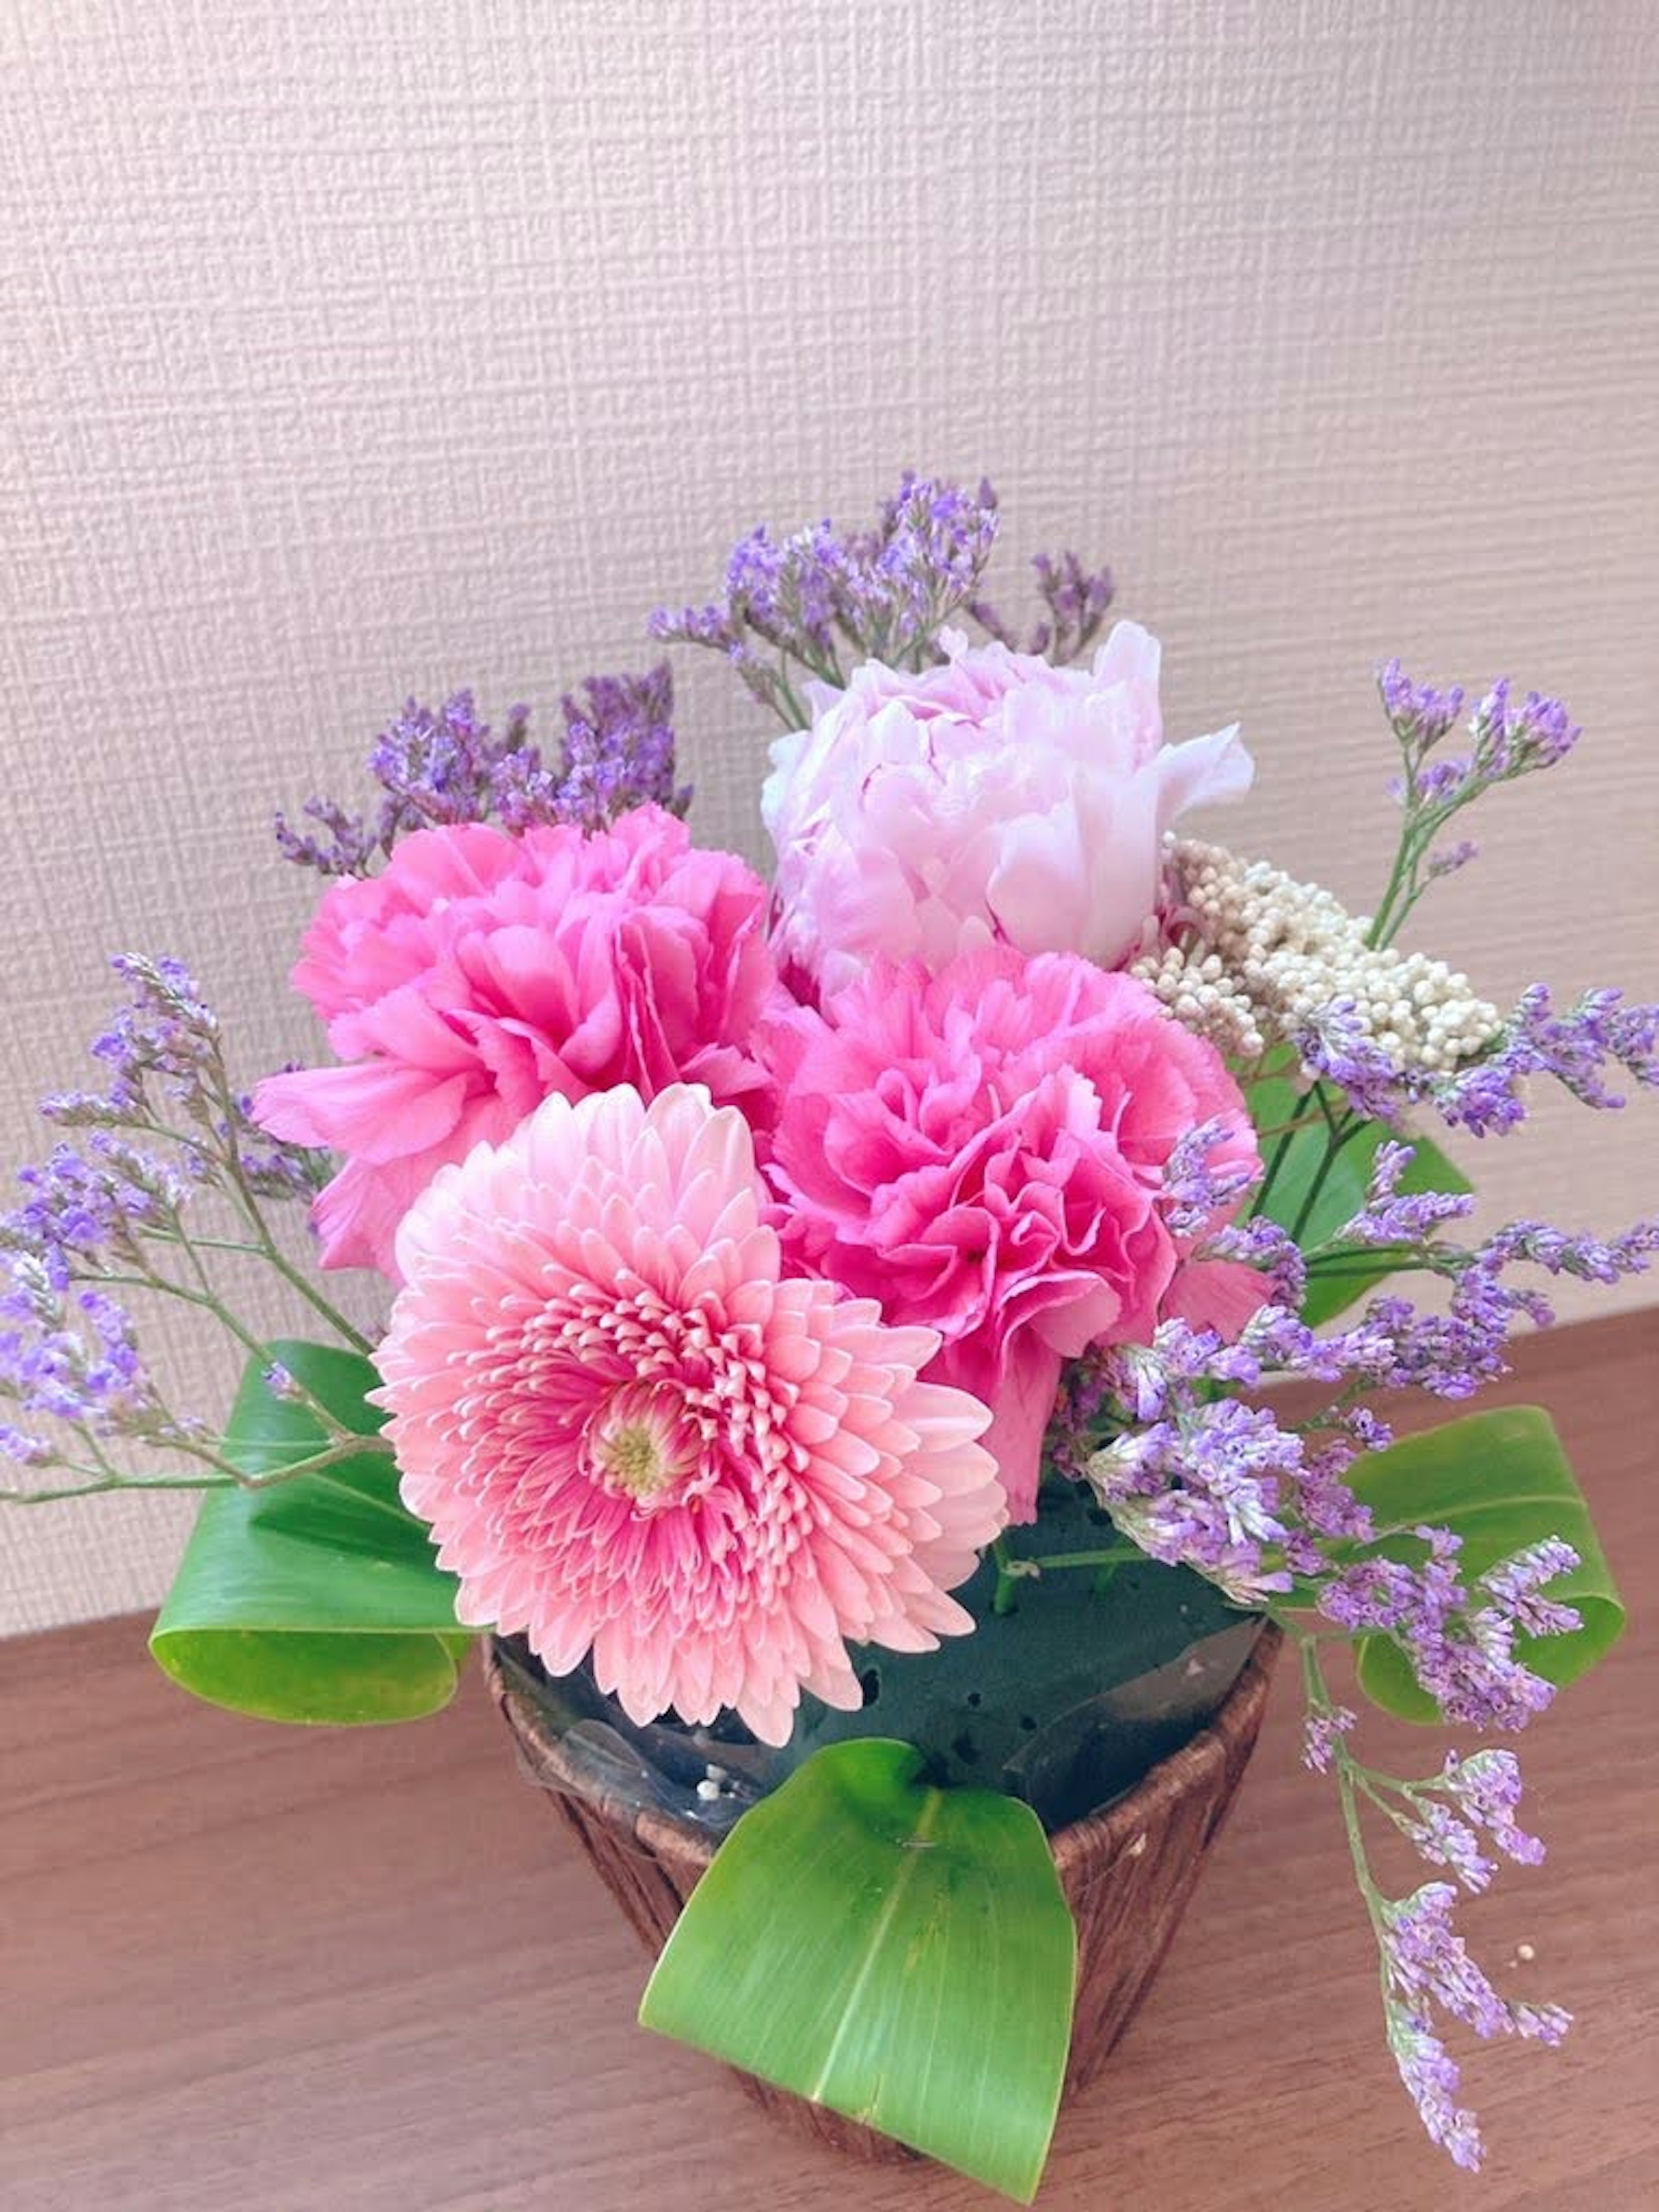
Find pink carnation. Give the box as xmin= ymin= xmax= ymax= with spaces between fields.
xmin=372 ymin=1083 xmax=1005 ymax=1744
xmin=254 ymin=806 xmax=778 ymax=1277
xmin=763 ymin=949 xmax=1264 ymax=1522
xmin=763 ymin=621 xmax=1252 ymax=995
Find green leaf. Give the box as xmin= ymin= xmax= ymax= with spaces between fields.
xmin=640 ymin=1739 xmax=1075 ymax=2201
xmin=149 ymin=1339 xmax=474 ymax=1725
xmin=1341 ymin=1405 xmax=1625 ymax=1722
xmin=1249 ymin=1063 xmax=1471 ymax=1324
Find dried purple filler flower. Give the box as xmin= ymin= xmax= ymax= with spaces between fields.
xmin=0 ymin=958 xmax=374 ymax=1505
xmin=1371 ymin=660 xmax=1582 ymax=944
xmin=650 ymin=470 xmax=1115 ymax=725
xmin=276 ymin=672 xmax=687 ymax=875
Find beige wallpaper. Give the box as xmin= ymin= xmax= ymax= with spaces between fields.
xmin=2 ymin=2 xmax=1656 ymax=1633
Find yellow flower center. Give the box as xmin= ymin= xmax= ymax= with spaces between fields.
xmin=599 ymin=1419 xmax=676 ymax=1500
xmin=588 ymin=1382 xmax=699 ymax=1507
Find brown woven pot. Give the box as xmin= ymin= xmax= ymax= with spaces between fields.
xmin=485 ymin=1624 xmax=1281 ymax=2165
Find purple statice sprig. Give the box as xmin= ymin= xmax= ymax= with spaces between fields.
xmin=1051 ymin=1121 xmax=1631 ymax=2169
xmin=0 ymin=1249 xmax=216 ymax=1505
xmin=968 ymin=546 xmax=1116 ymax=665
xmin=1156 ymin=1115 xmax=1264 ymax=1237
xmin=1335 ymin=1140 xmax=1478 ymax=1249
xmin=1370 ymin=661 xmax=1583 ymax=947
xmin=1295 ymin=982 xmax=1659 ymax=1141
xmin=649 ymin=471 xmax=1115 ymax=728
xmin=275 ymin=672 xmax=688 ymax=877
xmin=35 ymin=956 xmax=327 ymax=1216
xmin=1296 ymin=1635 xmax=1567 ymax=2171
xmin=0 ymin=960 xmax=392 ymax=1504
xmin=1072 ymin=1174 xmax=1635 ymax=1724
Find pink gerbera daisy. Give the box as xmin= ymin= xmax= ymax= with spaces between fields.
xmin=372 ymin=1083 xmax=1005 ymax=1744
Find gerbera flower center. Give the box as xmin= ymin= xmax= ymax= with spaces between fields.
xmin=585 ymin=1381 xmax=700 ymax=1507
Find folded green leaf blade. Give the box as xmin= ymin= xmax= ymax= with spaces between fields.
xmin=1344 ymin=1405 xmax=1624 ymax=1722
xmin=639 ymin=1738 xmax=1075 ymax=2202
xmin=149 ymin=1339 xmax=475 ymax=1725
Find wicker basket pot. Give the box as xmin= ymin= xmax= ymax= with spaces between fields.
xmin=484 ymin=1623 xmax=1281 ymax=2166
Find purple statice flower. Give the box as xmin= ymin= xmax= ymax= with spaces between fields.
xmin=839 ymin=472 xmax=1002 ymax=660
xmin=1385 ymin=2004 xmax=1484 ymax=2171
xmin=1090 ymin=1397 xmax=1302 ymax=1602
xmin=1 ymin=1137 xmax=187 ymax=1288
xmin=1479 ymin=1216 xmax=1659 ymax=1286
xmin=220 ymin=1089 xmax=331 ymax=1202
xmin=1046 ymin=1353 xmax=1117 ymax=1480
xmin=34 ymin=960 xmax=322 ymax=1211
xmin=550 ymin=664 xmax=689 ymax=833
xmin=1436 ymin=1749 xmax=1546 ymax=1867
xmin=271 ymin=795 xmax=379 ymax=877
xmin=1470 ymin=678 xmax=1581 ymax=778
xmin=1370 ymin=661 xmax=1581 ymax=943
xmin=1427 ymin=837 xmax=1479 ymax=881
xmin=1321 ymin=1524 xmax=1576 ymax=1732
xmin=276 ymin=675 xmax=686 ymax=874
xmin=1399 ymin=1801 xmax=1496 ymax=1893
xmin=1378 ymin=658 xmax=1467 ymax=756
xmin=0 ymin=1259 xmax=162 ymax=1441
xmin=76 ymin=955 xmax=222 ymax=1115
xmin=652 ymin=471 xmax=1116 ymax=721
xmin=1302 ymin=1702 xmax=1356 ymax=1773
xmin=1384 ymin=1882 xmax=1570 ymax=2049
xmin=1479 ymin=1538 xmax=1583 ymax=1640
xmin=364 ymin=690 xmax=520 ymax=828
xmin=1437 ymin=985 xmax=1659 ymax=1135
xmin=1344 ymin=1213 xmax=1656 ymax=1403
xmin=1158 ymin=1116 xmax=1262 ymax=1236
xmin=1075 ymin=1249 xmax=1592 ymax=1732
xmin=276 ymin=691 xmax=511 ymax=869
xmin=654 ymin=473 xmax=1002 ymax=709
xmin=1295 ymin=1435 xmax=1383 ymax=1539
xmin=1378 ymin=659 xmax=1578 ymax=807
xmin=1292 ymin=999 xmax=1417 ymax=1127
xmin=261 ymin=1360 xmax=304 ymax=1405
xmin=1291 ymin=982 xmax=1659 ymax=1143
xmin=969 ymin=550 xmax=1115 ymax=663
xmin=0 ymin=1418 xmax=53 ymax=1468
xmin=1211 ymin=1216 xmax=1310 ymax=1310
xmin=1333 ymin=1141 xmax=1477 ymax=1249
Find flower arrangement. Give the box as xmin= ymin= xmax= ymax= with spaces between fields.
xmin=3 ymin=474 xmax=1650 ymax=2200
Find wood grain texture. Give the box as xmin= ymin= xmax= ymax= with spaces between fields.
xmin=1 ymin=1311 xmax=1655 ymax=2212
xmin=485 ymin=1626 xmax=1279 ymax=2160
xmin=1 ymin=2 xmax=1656 ymax=1629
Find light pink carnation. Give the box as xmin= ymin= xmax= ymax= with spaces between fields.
xmin=763 ymin=949 xmax=1264 ymax=1522
xmin=254 ymin=807 xmax=778 ymax=1277
xmin=372 ymin=1083 xmax=1005 ymax=1745
xmin=763 ymin=622 xmax=1252 ymax=994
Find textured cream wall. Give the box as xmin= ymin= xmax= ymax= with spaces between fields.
xmin=2 ymin=2 xmax=1656 ymax=1633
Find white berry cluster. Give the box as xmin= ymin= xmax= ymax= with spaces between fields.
xmin=1129 ymin=840 xmax=1500 ymax=1071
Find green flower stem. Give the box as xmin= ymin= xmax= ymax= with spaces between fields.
xmin=1024 ymin=1545 xmax=1144 ymax=1572
xmin=122 ymin=1095 xmax=373 ymax=1358
xmin=772 ymin=661 xmax=811 ymax=732
xmin=1297 ymin=1634 xmax=1389 ymax=1938
xmin=1252 ymin=1122 xmax=1300 ymax=1217
xmin=0 ymin=1471 xmax=230 ymax=1506
xmin=102 ymin=1244 xmax=367 ymax=1456
xmin=213 ymin=1114 xmax=377 ymax=1357
xmin=990 ymin=1534 xmax=1027 ymax=1616
xmin=1288 ymin=1112 xmax=1368 ymax=1246
xmin=1300 ymin=1255 xmax=1430 ymax=1281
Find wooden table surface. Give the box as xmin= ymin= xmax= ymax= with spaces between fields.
xmin=2 ymin=1309 xmax=1655 ymax=2212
